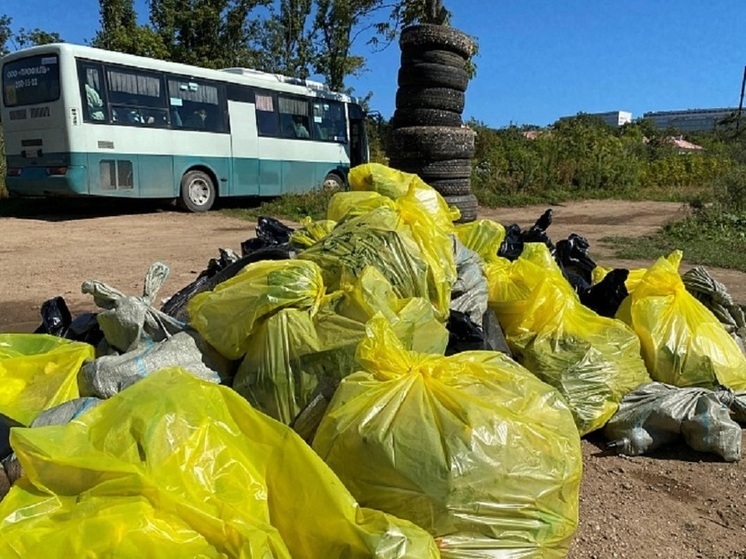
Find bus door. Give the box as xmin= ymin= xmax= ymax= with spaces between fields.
xmin=348 ymin=103 xmax=369 ymax=167
xmin=227 ymin=86 xmax=260 ymax=196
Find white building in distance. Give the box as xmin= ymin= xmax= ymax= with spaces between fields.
xmin=642 ymin=108 xmax=739 ymax=132
xmin=559 ymin=111 xmax=632 ymax=127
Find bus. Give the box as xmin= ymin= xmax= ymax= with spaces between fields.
xmin=0 ymin=43 xmax=369 ymax=211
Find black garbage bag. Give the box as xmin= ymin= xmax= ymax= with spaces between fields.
xmin=160 ymin=248 xmax=239 ymax=319
xmin=34 ymin=296 xmax=71 ymax=337
xmin=556 ymin=234 xmax=596 ymax=285
xmin=0 ymin=413 xmax=22 ymax=461
xmin=498 ymin=224 xmax=523 ymax=261
xmin=34 ymin=296 xmax=104 ymax=346
xmin=522 ymin=208 xmax=554 ymax=250
xmin=576 ymin=268 xmax=629 ymax=318
xmin=498 ymin=209 xmax=554 ymax=261
xmin=161 ymin=246 xmax=294 ymax=323
xmin=240 ymin=216 xmax=295 ymax=254
xmin=445 ymin=309 xmax=511 ymax=356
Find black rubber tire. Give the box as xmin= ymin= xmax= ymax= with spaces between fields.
xmin=398 ymin=63 xmax=469 ymax=91
xmin=400 ymin=24 xmax=476 ymax=59
xmin=391 ymin=126 xmax=475 ymax=161
xmin=443 ymin=193 xmax=478 ymax=223
xmin=178 ymin=170 xmax=216 ymax=212
xmin=401 ymin=49 xmax=466 ymax=69
xmin=426 ymin=178 xmax=472 ymax=196
xmin=395 ymin=87 xmax=465 ymax=113
xmin=389 ymin=158 xmax=472 ymax=180
xmin=392 ymin=108 xmax=462 ymax=128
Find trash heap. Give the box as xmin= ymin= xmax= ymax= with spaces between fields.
xmin=1 ymin=162 xmax=746 ymax=558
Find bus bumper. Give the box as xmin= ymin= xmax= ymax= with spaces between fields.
xmin=5 ymin=165 xmax=88 ymax=196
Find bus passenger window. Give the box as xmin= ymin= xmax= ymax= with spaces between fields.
xmin=256 ymin=93 xmax=278 ymax=136
xmin=85 ymin=83 xmax=104 ymax=121
xmin=278 ymin=95 xmax=310 ymax=140
xmin=312 ymin=100 xmax=346 ymax=143
xmin=78 ymin=63 xmax=106 ymax=123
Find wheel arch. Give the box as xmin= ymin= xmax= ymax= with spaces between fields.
xmin=323 ymin=165 xmax=349 ymax=189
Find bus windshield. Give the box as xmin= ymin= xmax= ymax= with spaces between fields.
xmin=2 ymin=54 xmax=61 ymax=107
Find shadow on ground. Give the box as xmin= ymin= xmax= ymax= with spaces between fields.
xmin=0 ymin=196 xmax=266 ymax=222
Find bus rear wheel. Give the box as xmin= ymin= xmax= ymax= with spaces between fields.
xmin=179 ymin=170 xmax=216 ymax=212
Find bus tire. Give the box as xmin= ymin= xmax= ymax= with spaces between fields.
xmin=179 ymin=170 xmax=216 ymax=212
xmin=322 ymin=172 xmax=345 ymax=189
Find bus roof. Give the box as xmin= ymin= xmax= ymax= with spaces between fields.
xmin=1 ymin=43 xmax=357 ymax=104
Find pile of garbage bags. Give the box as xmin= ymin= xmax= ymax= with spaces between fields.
xmin=1 ymin=162 xmax=746 ymax=557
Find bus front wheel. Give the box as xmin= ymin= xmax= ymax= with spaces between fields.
xmin=179 ymin=170 xmax=216 ymax=212
xmin=322 ymin=172 xmax=345 ymax=190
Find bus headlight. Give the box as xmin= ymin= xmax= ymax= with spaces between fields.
xmin=46 ymin=166 xmax=68 ymax=176
xmin=7 ymin=168 xmax=21 ymax=176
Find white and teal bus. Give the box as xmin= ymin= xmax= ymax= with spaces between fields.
xmin=0 ymin=43 xmax=369 ymax=211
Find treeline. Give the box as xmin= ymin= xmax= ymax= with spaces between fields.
xmin=0 ymin=1 xmax=444 ymax=93
xmin=463 ymin=115 xmax=746 ymax=206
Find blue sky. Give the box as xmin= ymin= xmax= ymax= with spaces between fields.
xmin=3 ymin=0 xmax=745 ymax=128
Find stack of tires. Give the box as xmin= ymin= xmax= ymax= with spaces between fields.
xmin=390 ymin=24 xmax=477 ymax=222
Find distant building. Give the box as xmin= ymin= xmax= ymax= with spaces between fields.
xmin=559 ymin=111 xmax=632 ymax=127
xmin=642 ymin=108 xmax=738 ymax=132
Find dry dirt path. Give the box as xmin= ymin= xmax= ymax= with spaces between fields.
xmin=0 ymin=199 xmax=745 ymax=559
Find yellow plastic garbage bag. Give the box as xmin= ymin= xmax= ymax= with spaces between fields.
xmin=349 ymin=162 xmax=422 ymax=200
xmin=487 ymin=244 xmax=651 ymax=435
xmin=299 ymin=205 xmax=434 ymax=309
xmin=454 ymin=218 xmax=506 ymax=264
xmin=0 ymin=368 xmax=439 ymax=559
xmin=234 ymin=266 xmax=448 ymax=424
xmin=348 ymin=162 xmax=459 ymax=228
xmin=289 ymin=216 xmax=337 ymax=248
xmin=617 ymin=251 xmax=746 ymax=390
xmin=333 ymin=165 xmax=459 ymax=319
xmin=313 ymin=318 xmax=582 ymax=559
xmin=327 ymin=190 xmax=398 ymax=222
xmin=188 ymin=259 xmax=325 ymax=360
xmin=0 ymin=334 xmax=94 ymax=425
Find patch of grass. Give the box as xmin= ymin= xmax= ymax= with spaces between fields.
xmin=603 ymin=206 xmax=746 ymax=272
xmin=473 ymin=182 xmax=714 ymax=209
xmin=219 ymin=185 xmax=341 ymax=223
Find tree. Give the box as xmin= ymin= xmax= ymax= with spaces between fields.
xmin=148 ymin=0 xmax=271 ymax=69
xmin=251 ymin=0 xmax=314 ymax=77
xmin=312 ymin=0 xmax=385 ymax=91
xmin=92 ymin=0 xmax=168 ymax=58
xmin=14 ymin=29 xmax=62 ymax=48
xmin=0 ymin=15 xmax=11 ymax=56
xmin=0 ymin=14 xmax=62 ymax=53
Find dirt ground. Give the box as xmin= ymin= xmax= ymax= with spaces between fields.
xmin=1 ymin=198 xmax=745 ymax=558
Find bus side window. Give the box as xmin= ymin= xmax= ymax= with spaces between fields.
xmin=255 ymin=93 xmax=279 ymax=136
xmin=77 ymin=62 xmax=107 ymax=123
